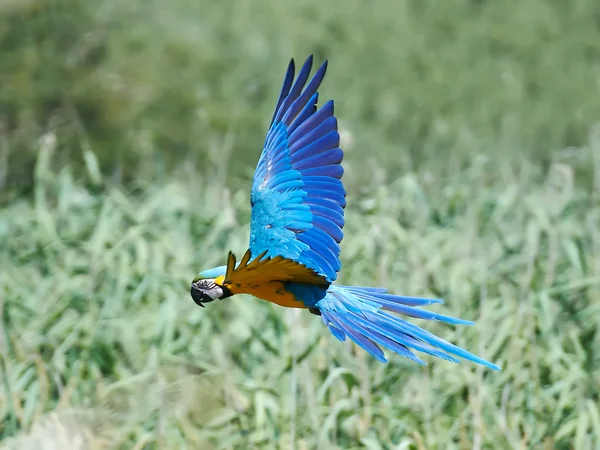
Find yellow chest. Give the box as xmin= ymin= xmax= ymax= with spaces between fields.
xmin=241 ymin=281 xmax=306 ymax=309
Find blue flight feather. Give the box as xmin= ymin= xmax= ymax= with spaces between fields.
xmin=289 ymin=117 xmax=337 ymax=153
xmin=306 ymin=202 xmax=344 ymax=227
xmin=302 ymin=179 xmax=345 ymax=195
xmin=269 ymin=61 xmax=295 ymax=128
xmin=290 ymin=133 xmax=340 ymax=164
xmin=249 ymin=55 xmax=345 ymax=282
xmin=297 ymin=233 xmax=340 ymax=267
xmin=294 ymin=148 xmax=344 ymax=170
xmin=267 ymin=170 xmax=300 ymax=187
xmin=282 ymin=62 xmax=328 ymax=125
xmin=312 ymin=216 xmax=343 ymax=243
xmin=289 ymin=100 xmax=334 ymax=143
xmin=273 ymin=57 xmax=313 ymax=125
xmin=289 ymin=93 xmax=319 ymax=136
xmin=304 ymin=188 xmax=346 ymax=207
xmin=299 ymin=164 xmax=344 ymax=178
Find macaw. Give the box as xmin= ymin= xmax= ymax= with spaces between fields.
xmin=191 ymin=55 xmax=500 ymax=370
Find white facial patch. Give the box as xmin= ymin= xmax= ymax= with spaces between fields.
xmin=196 ymin=279 xmax=224 ymax=300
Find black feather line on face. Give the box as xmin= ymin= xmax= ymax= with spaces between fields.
xmin=220 ymin=284 xmax=233 ymax=299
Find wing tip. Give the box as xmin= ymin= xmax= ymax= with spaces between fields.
xmin=316 ymin=58 xmax=328 ymax=77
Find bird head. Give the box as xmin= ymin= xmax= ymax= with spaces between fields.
xmin=190 ymin=266 xmax=231 ymax=307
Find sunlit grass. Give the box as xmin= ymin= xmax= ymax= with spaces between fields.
xmin=1 ymin=135 xmax=599 ymax=449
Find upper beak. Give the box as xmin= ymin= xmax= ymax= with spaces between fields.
xmin=190 ymin=285 xmax=215 ymax=307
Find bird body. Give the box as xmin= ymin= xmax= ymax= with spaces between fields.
xmin=196 ymin=261 xmax=322 ymax=309
xmin=191 ymin=56 xmax=501 ymax=370
xmin=218 ymin=274 xmax=308 ymax=309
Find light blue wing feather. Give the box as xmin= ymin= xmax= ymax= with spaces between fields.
xmin=249 ymin=56 xmax=345 ymax=282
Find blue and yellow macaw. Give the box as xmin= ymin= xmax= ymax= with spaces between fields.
xmin=191 ymin=56 xmax=500 ymax=370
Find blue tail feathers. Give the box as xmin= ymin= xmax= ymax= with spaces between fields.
xmin=316 ymin=285 xmax=501 ymax=370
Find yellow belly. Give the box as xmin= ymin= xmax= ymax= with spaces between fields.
xmin=242 ymin=281 xmax=307 ymax=309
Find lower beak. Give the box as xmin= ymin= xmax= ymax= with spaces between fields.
xmin=190 ymin=286 xmax=215 ymax=307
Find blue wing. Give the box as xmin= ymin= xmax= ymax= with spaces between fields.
xmin=249 ymin=55 xmax=345 ymax=282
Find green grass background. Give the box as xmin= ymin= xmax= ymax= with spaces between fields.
xmin=1 ymin=0 xmax=600 ymax=448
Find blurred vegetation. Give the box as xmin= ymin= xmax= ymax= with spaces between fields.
xmin=1 ymin=141 xmax=599 ymax=448
xmin=2 ymin=0 xmax=600 ymax=192
xmin=1 ymin=0 xmax=600 ymax=449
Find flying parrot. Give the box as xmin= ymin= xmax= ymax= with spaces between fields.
xmin=191 ymin=55 xmax=501 ymax=370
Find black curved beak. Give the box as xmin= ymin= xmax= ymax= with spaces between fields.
xmin=190 ymin=285 xmax=215 ymax=307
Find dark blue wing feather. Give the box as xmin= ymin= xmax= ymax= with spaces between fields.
xmin=249 ymin=56 xmax=346 ymax=282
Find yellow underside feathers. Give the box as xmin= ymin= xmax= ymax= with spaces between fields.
xmin=220 ymin=249 xmax=328 ymax=308
xmin=224 ymin=249 xmax=328 ymax=288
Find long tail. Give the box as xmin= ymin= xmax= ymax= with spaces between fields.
xmin=316 ymin=285 xmax=501 ymax=370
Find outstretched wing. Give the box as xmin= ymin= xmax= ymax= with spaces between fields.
xmin=249 ymin=55 xmax=346 ymax=282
